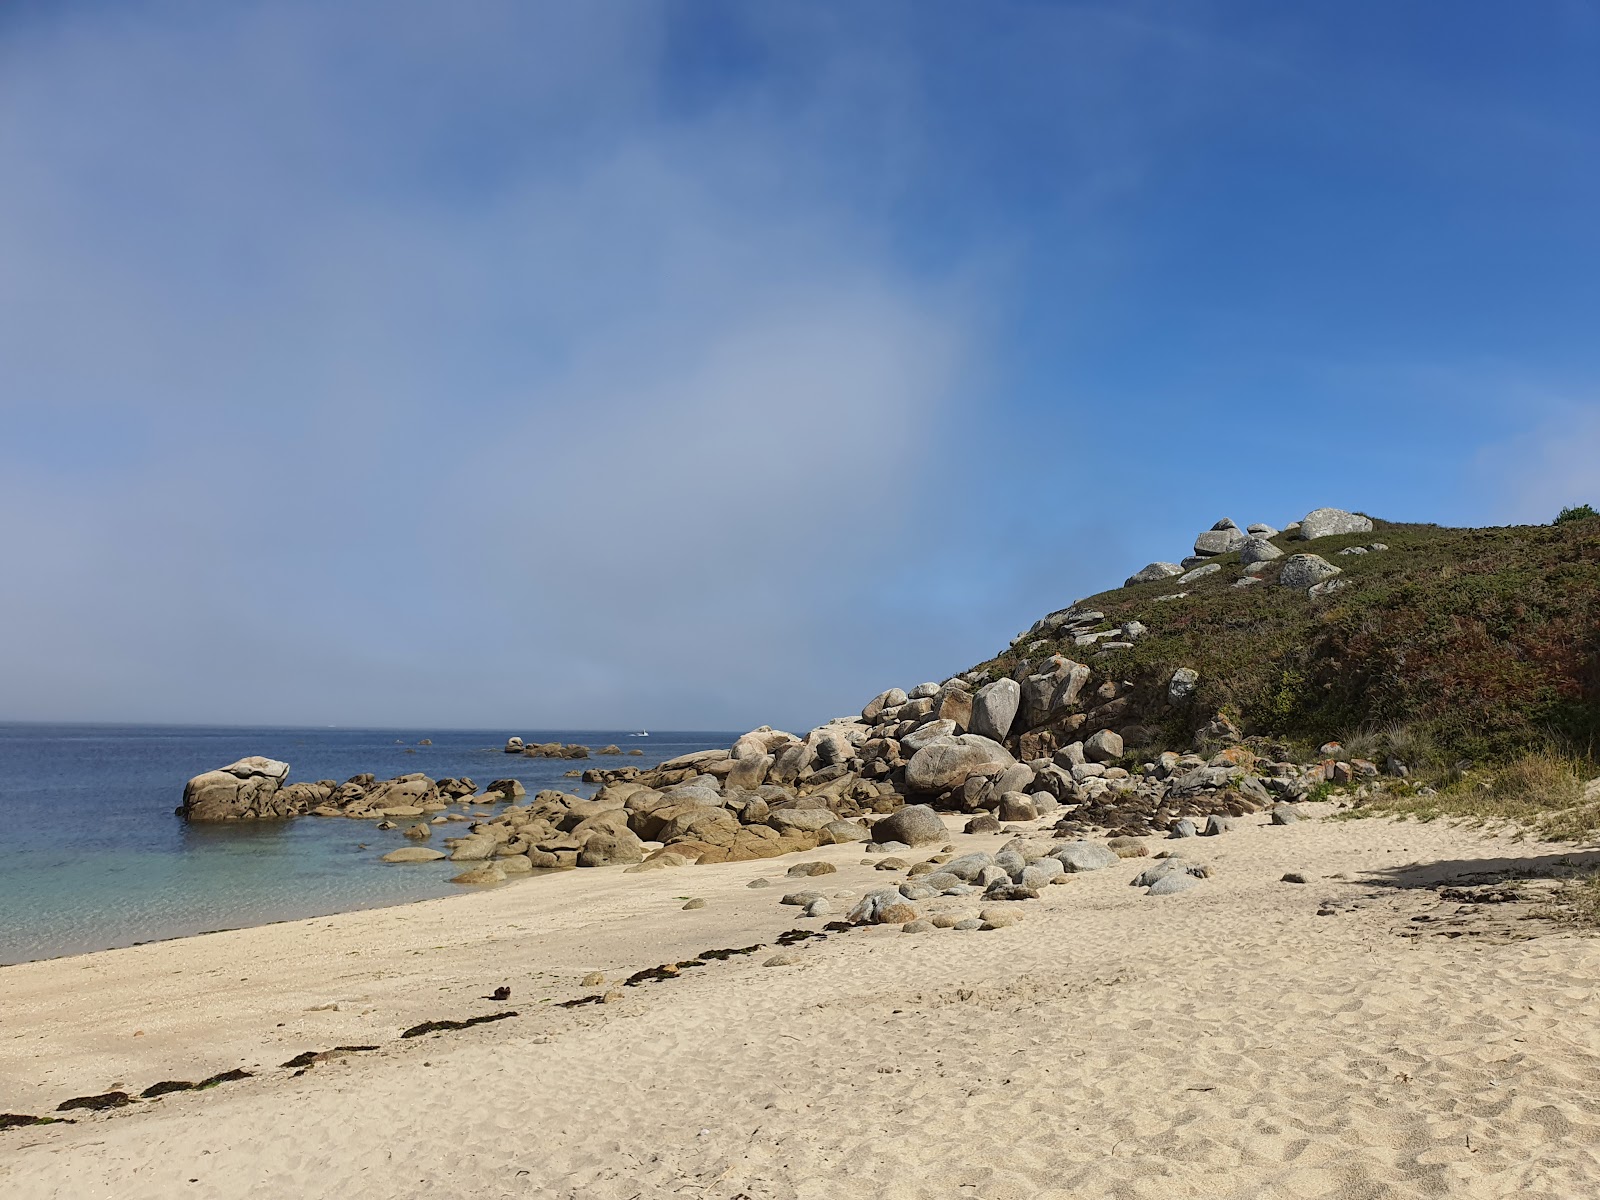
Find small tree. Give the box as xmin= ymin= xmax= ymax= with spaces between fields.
xmin=1554 ymin=504 xmax=1599 ymax=525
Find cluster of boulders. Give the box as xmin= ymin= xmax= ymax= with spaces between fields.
xmin=1122 ymin=506 xmax=1376 ymax=598
xmin=180 ymin=761 xmax=499 ymax=821
xmin=504 ymin=738 xmax=642 ymax=758
xmin=183 ymin=503 xmax=1404 ymax=889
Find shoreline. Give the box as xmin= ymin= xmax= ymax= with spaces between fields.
xmin=4 ymin=811 xmax=1600 ymax=1197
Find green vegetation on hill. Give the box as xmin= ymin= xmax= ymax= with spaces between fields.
xmin=974 ymin=517 xmax=1600 ymax=766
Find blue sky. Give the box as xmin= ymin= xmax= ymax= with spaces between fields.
xmin=3 ymin=1 xmax=1598 ymax=731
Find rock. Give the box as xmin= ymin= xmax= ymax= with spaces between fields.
xmin=1239 ymin=536 xmax=1283 ymax=564
xmin=1053 ymin=842 xmax=1119 ymax=872
xmin=979 ymin=906 xmax=1024 ymax=929
xmin=1106 ymin=837 xmax=1148 ymax=858
xmin=1167 ymin=668 xmax=1200 ymax=704
xmin=818 ymin=820 xmax=870 ymax=845
xmin=786 ymin=861 xmax=838 ymax=877
xmin=970 ymin=678 xmax=1022 ymax=741
xmin=1193 ymin=526 xmax=1246 ymax=556
xmin=904 ymin=737 xmax=1013 ymax=793
xmin=862 ymin=688 xmax=910 ymax=722
xmin=447 ymin=835 xmax=499 ymax=862
xmin=871 ymin=804 xmax=947 ymax=846
xmin=1202 ymin=815 xmax=1241 ymax=836
xmin=1298 ymin=508 xmax=1373 ymax=540
xmin=846 ymin=888 xmax=905 ymax=924
xmin=1125 ymin=562 xmax=1184 ymax=586
xmin=1247 ymin=523 xmax=1278 ymax=536
xmin=900 ymin=720 xmax=959 ymax=754
xmin=1279 ymin=554 xmax=1342 ymax=590
xmin=747 ymin=878 xmax=773 ymax=889
xmin=1281 ymin=872 xmax=1307 ymax=884
xmin=381 ymin=847 xmax=446 ymax=863
xmin=1308 ymin=578 xmax=1349 ymax=600
xmin=486 ymin=779 xmax=526 ymax=799
xmin=1133 ymin=859 xmax=1209 ymax=887
xmin=781 ymin=890 xmax=826 ymax=907
xmin=908 ymin=682 xmax=941 ymax=700
xmin=902 ymin=919 xmax=936 ymax=933
xmin=763 ymin=952 xmax=803 ymax=967
xmin=577 ymin=830 xmax=645 ymax=867
xmin=1147 ymin=873 xmax=1200 ymax=896
xmin=1178 ymin=562 xmax=1222 ymax=584
xmin=997 ymin=793 xmax=1037 ymax=823
xmin=499 ymin=855 xmax=533 ymax=874
xmin=1270 ymin=806 xmax=1301 ymax=826
xmin=450 ymin=863 xmax=506 ymax=885
xmin=964 ymin=814 xmax=1001 ymax=834
xmin=402 ymin=823 xmax=432 ymax=841
xmin=581 ymin=971 xmax=606 ymax=987
xmin=682 ymin=898 xmax=706 ymax=910
xmin=1084 ymin=729 xmax=1123 ymax=762
xmin=181 ymin=757 xmax=293 ymax=821
xmin=803 ymin=898 xmax=831 ymax=918
xmin=504 ymin=738 xmax=524 ymax=753
xmin=940 ymin=852 xmax=996 ymax=882
xmin=766 ymin=808 xmax=838 ymax=835
xmin=1019 ymin=859 xmax=1064 ymax=889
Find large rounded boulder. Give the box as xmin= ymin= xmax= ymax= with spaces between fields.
xmin=870 ymin=804 xmax=947 ymax=846
xmin=181 ymin=757 xmax=292 ymax=821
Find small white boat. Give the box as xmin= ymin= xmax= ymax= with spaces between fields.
xmin=629 ymin=731 xmax=649 ymax=737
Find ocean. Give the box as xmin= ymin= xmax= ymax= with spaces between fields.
xmin=0 ymin=723 xmax=735 ymax=966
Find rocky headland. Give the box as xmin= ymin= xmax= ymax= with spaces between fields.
xmin=179 ymin=506 xmax=1600 ymax=914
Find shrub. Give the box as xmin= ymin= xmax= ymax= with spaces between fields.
xmin=1554 ymin=504 xmax=1598 ymax=525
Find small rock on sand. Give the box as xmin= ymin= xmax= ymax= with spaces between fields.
xmin=786 ymin=861 xmax=837 ymax=878
xmin=764 ymin=952 xmax=803 ymax=967
xmin=581 ymin=971 xmax=606 ymax=986
xmin=682 ymin=898 xmax=706 ymax=910
xmin=747 ymin=878 xmax=772 ymax=888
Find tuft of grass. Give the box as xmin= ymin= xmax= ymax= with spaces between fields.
xmin=1351 ymin=750 xmax=1598 ymax=839
xmin=1555 ymin=875 xmax=1600 ymax=926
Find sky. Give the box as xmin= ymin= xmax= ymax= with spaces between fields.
xmin=3 ymin=0 xmax=1599 ymax=732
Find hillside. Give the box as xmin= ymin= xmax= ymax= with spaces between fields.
xmin=974 ymin=510 xmax=1600 ymax=766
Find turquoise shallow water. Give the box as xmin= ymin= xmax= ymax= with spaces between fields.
xmin=0 ymin=724 xmax=733 ymax=965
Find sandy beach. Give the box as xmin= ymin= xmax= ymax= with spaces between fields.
xmin=3 ymin=811 xmax=1599 ymax=1199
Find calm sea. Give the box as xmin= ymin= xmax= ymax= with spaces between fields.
xmin=0 ymin=723 xmax=735 ymax=966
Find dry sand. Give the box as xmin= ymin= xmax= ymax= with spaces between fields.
xmin=3 ymin=811 xmax=1600 ymax=1199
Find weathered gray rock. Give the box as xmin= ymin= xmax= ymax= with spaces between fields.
xmin=939 ymin=852 xmax=996 ymax=882
xmin=1019 ymin=858 xmax=1065 ymax=889
xmin=803 ymin=897 xmax=831 ymax=918
xmin=1247 ymin=523 xmax=1278 ymax=536
xmin=1309 ymin=578 xmax=1350 ymax=600
xmin=1147 ymin=873 xmax=1200 ymax=896
xmin=1203 ymin=815 xmax=1241 ymax=836
xmin=381 ymin=846 xmax=446 ymax=863
xmin=1298 ymin=508 xmax=1373 ymax=540
xmin=862 ymin=688 xmax=909 ymax=722
xmin=817 ymin=819 xmax=870 ymax=845
xmin=1279 ymin=554 xmax=1342 ymax=591
xmin=447 ymin=834 xmax=499 ymax=862
xmin=1125 ymin=562 xmax=1184 ymax=586
xmin=181 ymin=757 xmax=293 ymax=821
xmin=1085 ymin=729 xmax=1124 ymax=762
xmin=1053 ymin=841 xmax=1119 ymax=872
xmin=871 ymin=804 xmax=946 ymax=846
xmin=576 ymin=829 xmax=645 ymax=867
xmin=970 ymin=678 xmax=1022 ymax=742
xmin=900 ymin=720 xmax=959 ymax=755
xmin=1178 ymin=562 xmax=1222 ymax=584
xmin=904 ymin=736 xmax=1014 ymax=793
xmin=766 ymin=808 xmax=838 ymax=835
xmin=997 ymin=793 xmax=1037 ymax=823
xmin=1168 ymin=668 xmax=1199 ymax=704
xmin=1239 ymin=536 xmax=1283 ymax=564
xmin=1193 ymin=525 xmax=1246 ymax=556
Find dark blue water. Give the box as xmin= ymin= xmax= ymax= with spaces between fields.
xmin=0 ymin=724 xmax=734 ymax=965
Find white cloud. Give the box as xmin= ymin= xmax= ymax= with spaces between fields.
xmin=0 ymin=1 xmax=984 ymax=729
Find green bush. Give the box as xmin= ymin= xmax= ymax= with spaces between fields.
xmin=1554 ymin=504 xmax=1598 ymax=525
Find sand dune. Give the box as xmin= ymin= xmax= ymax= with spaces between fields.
xmin=3 ymin=811 xmax=1600 ymax=1198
